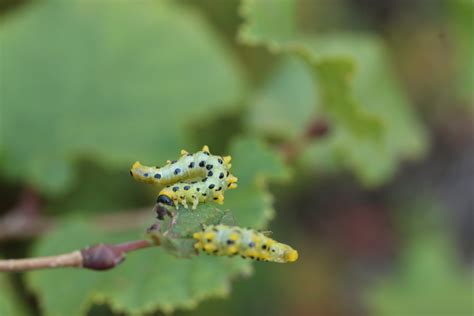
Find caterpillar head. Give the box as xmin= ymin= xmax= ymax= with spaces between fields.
xmin=156 ymin=187 xmax=177 ymax=206
xmin=130 ymin=161 xmax=155 ymax=183
xmin=268 ymin=243 xmax=299 ymax=263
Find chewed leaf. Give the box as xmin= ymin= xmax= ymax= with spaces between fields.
xmin=150 ymin=204 xmax=234 ymax=257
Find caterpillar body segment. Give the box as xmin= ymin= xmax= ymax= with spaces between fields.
xmin=130 ymin=146 xmax=238 ymax=209
xmin=193 ymin=224 xmax=298 ymax=263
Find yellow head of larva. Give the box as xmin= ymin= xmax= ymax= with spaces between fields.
xmin=284 ymin=249 xmax=299 ymax=263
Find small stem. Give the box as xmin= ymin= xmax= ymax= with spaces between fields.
xmin=0 ymin=239 xmax=156 ymax=272
xmin=0 ymin=251 xmax=83 ymax=271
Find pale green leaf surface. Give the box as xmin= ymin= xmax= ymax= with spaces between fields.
xmin=246 ymin=57 xmax=318 ymax=139
xmin=27 ymin=137 xmax=288 ymax=315
xmin=0 ymin=0 xmax=245 ymax=194
xmin=239 ymin=0 xmax=428 ymax=185
xmin=225 ymin=137 xmax=290 ymax=228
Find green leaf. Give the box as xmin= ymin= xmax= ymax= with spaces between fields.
xmin=239 ymin=0 xmax=428 ymax=186
xmin=153 ymin=204 xmax=235 ymax=258
xmin=0 ymin=0 xmax=245 ymax=194
xmin=0 ymin=273 xmax=27 ymax=316
xmin=225 ymin=137 xmax=290 ymax=228
xmin=27 ymin=137 xmax=288 ymax=315
xmin=239 ymin=0 xmax=382 ymax=137
xmin=245 ymin=57 xmax=318 ymax=139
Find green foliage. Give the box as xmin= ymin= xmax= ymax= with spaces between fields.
xmin=26 ymin=137 xmax=289 ymax=315
xmin=448 ymin=0 xmax=474 ymax=108
xmin=366 ymin=209 xmax=473 ymax=316
xmin=240 ymin=0 xmax=428 ymax=185
xmin=0 ymin=273 xmax=27 ymax=316
xmin=0 ymin=0 xmax=245 ymax=194
xmin=0 ymin=0 xmax=451 ymax=315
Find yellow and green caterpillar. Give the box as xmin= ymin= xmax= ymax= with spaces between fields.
xmin=193 ymin=224 xmax=298 ymax=263
xmin=130 ymin=146 xmax=238 ymax=209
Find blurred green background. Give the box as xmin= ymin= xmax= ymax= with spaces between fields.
xmin=0 ymin=0 xmax=472 ymax=315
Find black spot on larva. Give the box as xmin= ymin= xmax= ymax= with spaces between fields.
xmin=192 ymin=195 xmax=196 ymax=199
xmin=184 ymin=186 xmax=190 ymax=190
xmin=241 ymin=256 xmax=246 ymax=259
xmin=248 ymin=242 xmax=255 ymax=248
xmin=208 ymin=171 xmax=213 ymax=177
xmin=191 ymin=181 xmax=197 ymax=184
xmin=199 ymin=161 xmax=205 ymax=167
xmin=174 ymin=168 xmax=181 ymax=175
xmin=202 ymin=193 xmax=207 ymax=196
xmin=155 ymin=166 xmax=160 ymax=168
xmin=213 ymin=197 xmax=218 ymax=200
xmin=262 ymin=245 xmax=267 ymax=250
xmin=171 ymin=160 xmax=177 ymax=164
xmin=154 ymin=173 xmax=161 ymax=179
xmin=188 ymin=162 xmax=195 ymax=168
xmin=202 ymin=177 xmax=207 ymax=182
xmin=180 ymin=196 xmax=185 ymax=199
xmin=256 ymin=258 xmax=261 ymax=261
xmin=219 ymin=172 xmax=224 ymax=179
xmin=213 ymin=250 xmax=219 ymax=254
xmin=212 ymin=228 xmax=219 ymax=232
xmin=227 ymin=240 xmax=234 ymax=245
xmin=207 ymin=239 xmax=212 ymax=242
xmin=208 ymin=184 xmax=215 ymax=189
xmin=271 ymin=249 xmax=276 ymax=252
xmin=172 ymin=186 xmax=179 ymax=192
xmin=227 ymin=183 xmax=232 ymax=188
xmin=129 ymin=171 xmax=133 ymax=176
xmin=226 ymin=171 xmax=230 ymax=177
xmin=249 ymin=256 xmax=255 ymax=260
xmin=206 ymin=164 xmax=213 ymax=170
xmin=203 ymin=151 xmax=210 ymax=156
xmin=196 ymin=188 xmax=200 ymax=192
xmin=218 ymin=158 xmax=223 ymax=164
xmin=144 ymin=173 xmax=149 ymax=177
xmin=187 ymin=153 xmax=192 ymax=156
xmin=216 ymin=187 xmax=222 ymax=191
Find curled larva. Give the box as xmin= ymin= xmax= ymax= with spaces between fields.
xmin=130 ymin=145 xmax=238 ymax=209
xmin=193 ymin=224 xmax=298 ymax=263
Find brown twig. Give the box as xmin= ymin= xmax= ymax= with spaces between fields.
xmin=0 ymin=239 xmax=155 ymax=272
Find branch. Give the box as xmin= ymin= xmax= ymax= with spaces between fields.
xmin=0 ymin=239 xmax=155 ymax=272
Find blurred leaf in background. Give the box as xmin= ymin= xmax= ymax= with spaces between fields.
xmin=366 ymin=203 xmax=474 ymax=316
xmin=0 ymin=0 xmax=245 ymax=194
xmin=240 ymin=0 xmax=428 ymax=186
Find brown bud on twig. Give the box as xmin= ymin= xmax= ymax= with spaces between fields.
xmin=81 ymin=244 xmax=125 ymax=270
